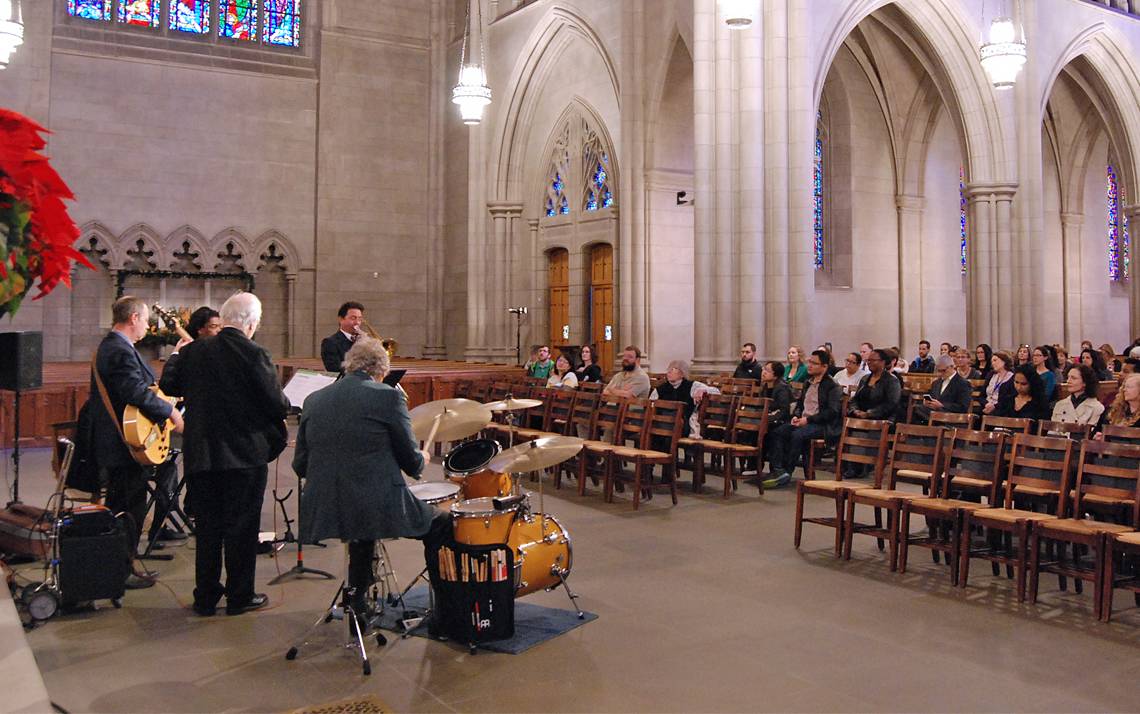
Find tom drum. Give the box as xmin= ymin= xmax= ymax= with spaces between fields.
xmin=443 ymin=439 xmax=513 ymax=499
xmin=450 ymin=497 xmax=519 ymax=545
xmin=408 ymin=482 xmax=461 ymax=512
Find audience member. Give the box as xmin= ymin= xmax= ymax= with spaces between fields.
xmin=759 ymin=362 xmax=793 ymax=476
xmin=954 ymin=347 xmax=981 ymax=380
xmin=913 ymin=354 xmax=971 ymax=422
xmin=765 ymin=350 xmax=842 ymax=488
xmin=186 ymin=306 xmax=222 ymax=340
xmin=859 ymin=342 xmax=873 ymax=370
xmin=785 ymin=345 xmax=808 ymax=383
xmin=574 ymin=344 xmax=603 ymax=384
xmin=1081 ymin=348 xmax=1112 ymax=381
xmin=982 ymin=350 xmax=1015 ymax=415
xmin=996 ymin=365 xmax=1048 ymax=421
xmin=1051 ymin=363 xmax=1105 ymax=427
xmin=889 ymin=347 xmax=908 ymax=375
xmin=1032 ymin=344 xmax=1058 ymax=401
xmin=526 ymin=345 xmax=555 ymax=379
xmin=1123 ymin=357 xmax=1140 ymax=375
xmin=974 ymin=343 xmax=994 ymax=381
xmin=849 ymin=348 xmax=901 ymax=421
xmin=1099 ymin=373 xmax=1140 ymax=432
xmin=649 ymin=360 xmax=711 ymax=437
xmin=603 ymin=345 xmax=651 ymax=398
xmin=546 ymin=354 xmax=578 ymax=389
xmin=1100 ymin=343 xmax=1122 ymax=374
xmin=909 ymin=340 xmax=934 ymax=373
xmin=832 ymin=351 xmax=868 ymax=391
xmin=939 ymin=342 xmax=952 ymax=356
xmin=733 ymin=342 xmax=762 ymax=382
xmin=1014 ymin=344 xmax=1031 ymax=369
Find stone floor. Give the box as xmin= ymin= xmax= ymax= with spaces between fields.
xmin=6 ymin=442 xmax=1140 ymax=713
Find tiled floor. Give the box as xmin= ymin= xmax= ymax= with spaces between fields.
xmin=9 ymin=443 xmax=1140 ymax=713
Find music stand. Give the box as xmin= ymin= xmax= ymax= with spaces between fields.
xmin=268 ymin=412 xmax=333 ymax=584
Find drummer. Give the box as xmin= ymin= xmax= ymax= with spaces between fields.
xmin=293 ymin=337 xmax=452 ymax=627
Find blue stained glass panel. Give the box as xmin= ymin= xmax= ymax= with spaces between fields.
xmin=545 ymin=199 xmax=555 ymax=218
xmin=68 ymin=0 xmax=113 ymax=21
xmin=221 ymin=0 xmax=257 ymax=40
xmin=552 ymin=174 xmax=563 ymax=193
xmin=813 ymin=121 xmax=824 ymax=270
xmin=1108 ymin=165 xmax=1128 ymax=281
xmin=586 ymin=191 xmax=598 ymax=212
xmin=559 ymin=195 xmax=569 ymax=215
xmin=593 ymin=163 xmax=607 ymax=189
xmin=960 ymin=167 xmax=967 ymax=274
xmin=170 ymin=0 xmax=210 ymax=34
xmin=602 ymin=190 xmax=613 ymax=208
xmin=118 ymin=0 xmax=160 ymax=27
xmin=263 ymin=0 xmax=301 ymax=47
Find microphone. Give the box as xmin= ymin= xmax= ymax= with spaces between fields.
xmin=507 ymin=306 xmax=528 ymax=315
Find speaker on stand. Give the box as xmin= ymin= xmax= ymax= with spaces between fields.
xmin=0 ymin=331 xmax=44 ymax=506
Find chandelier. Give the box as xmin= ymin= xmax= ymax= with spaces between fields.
xmin=979 ymin=3 xmax=1026 ymax=90
xmin=0 ymin=0 xmax=23 ymax=69
xmin=718 ymin=0 xmax=758 ymax=31
xmin=452 ymin=0 xmax=492 ymax=126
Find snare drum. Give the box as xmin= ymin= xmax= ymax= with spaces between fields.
xmin=444 ymin=438 xmax=513 ymax=499
xmin=451 ymin=497 xmax=518 ymax=545
xmin=507 ymin=513 xmax=572 ymax=597
xmin=408 ymin=482 xmax=461 ymax=511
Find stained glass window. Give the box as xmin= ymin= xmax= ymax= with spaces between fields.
xmin=263 ymin=0 xmax=301 ymax=47
xmin=68 ymin=0 xmax=113 ymax=21
xmin=220 ymin=0 xmax=257 ymax=40
xmin=960 ymin=166 xmax=968 ymax=274
xmin=813 ymin=120 xmax=824 ymax=270
xmin=118 ymin=0 xmax=160 ymax=27
xmin=546 ymin=173 xmax=567 ymax=217
xmin=1108 ymin=164 xmax=1130 ymax=281
xmin=170 ymin=0 xmax=210 ymax=34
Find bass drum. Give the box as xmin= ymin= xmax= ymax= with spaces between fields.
xmin=506 ymin=513 xmax=572 ymax=597
xmin=443 ymin=439 xmax=512 ymax=499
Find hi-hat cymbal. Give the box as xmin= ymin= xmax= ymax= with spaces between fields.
xmin=488 ymin=435 xmax=584 ymax=473
xmin=409 ymin=398 xmax=492 ymax=442
xmin=484 ymin=396 xmax=544 ymax=412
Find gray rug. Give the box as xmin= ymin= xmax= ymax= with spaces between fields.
xmin=375 ymin=586 xmax=597 ymax=654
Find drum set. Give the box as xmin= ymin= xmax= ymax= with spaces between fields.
xmin=408 ymin=396 xmax=584 ymax=615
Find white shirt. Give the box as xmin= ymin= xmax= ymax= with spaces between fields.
xmin=547 ymin=371 xmax=579 ymax=389
xmin=833 ymin=367 xmax=868 ymax=389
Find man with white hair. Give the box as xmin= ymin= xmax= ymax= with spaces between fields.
xmin=160 ymin=292 xmax=290 ymax=617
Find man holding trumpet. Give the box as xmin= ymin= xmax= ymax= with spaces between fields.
xmin=320 ymin=301 xmax=365 ymax=373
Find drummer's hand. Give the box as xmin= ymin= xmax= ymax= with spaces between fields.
xmin=419 ymin=449 xmax=432 ymax=465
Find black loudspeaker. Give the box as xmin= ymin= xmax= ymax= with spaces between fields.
xmin=0 ymin=331 xmax=43 ymax=391
xmin=58 ymin=508 xmax=129 ymax=606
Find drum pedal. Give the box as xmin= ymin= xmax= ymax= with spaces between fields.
xmin=400 ymin=609 xmax=425 ymax=636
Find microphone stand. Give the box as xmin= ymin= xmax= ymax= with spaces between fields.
xmin=269 ymin=415 xmax=333 ymax=584
xmin=508 ymin=307 xmax=527 ymax=366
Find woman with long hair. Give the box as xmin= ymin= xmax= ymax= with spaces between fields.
xmin=784 ymin=345 xmax=808 ymax=383
xmin=1031 ymin=344 xmax=1057 ymax=402
xmin=974 ymin=343 xmax=994 ymax=382
xmin=1080 ymin=348 xmax=1112 ymax=382
xmin=1051 ymin=364 xmax=1105 ymax=427
xmin=547 ymin=354 xmax=579 ymax=389
xmin=1101 ymin=373 xmax=1140 ymax=431
xmin=1099 ymin=343 xmax=1122 ymax=374
xmin=997 ymin=365 xmax=1048 ymax=421
xmin=574 ymin=343 xmax=603 ymax=383
xmin=982 ymin=350 xmax=1015 ymax=415
xmin=1014 ymin=344 xmax=1031 ymax=369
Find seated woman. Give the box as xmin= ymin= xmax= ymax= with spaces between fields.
xmin=981 ymin=350 xmax=1015 ymax=416
xmin=847 ymin=348 xmax=901 ymax=477
xmin=954 ymin=347 xmax=981 ymax=380
xmin=1051 ymin=363 xmax=1105 ymax=427
xmin=574 ymin=344 xmax=604 ymax=384
xmin=1081 ymin=348 xmax=1113 ymax=382
xmin=1013 ymin=344 xmax=1031 ymax=369
xmin=546 ymin=354 xmax=579 ymax=389
xmin=1031 ymin=344 xmax=1057 ymax=402
xmin=996 ymin=365 xmax=1048 ymax=421
xmin=784 ymin=345 xmax=808 ymax=384
xmin=974 ymin=343 xmax=994 ymax=382
xmin=1100 ymin=343 xmax=1122 ymax=375
xmin=1098 ymin=373 xmax=1140 ymax=434
xmin=649 ymin=360 xmax=713 ymax=438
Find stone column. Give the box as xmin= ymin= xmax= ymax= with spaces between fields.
xmin=285 ymin=272 xmax=297 ymax=357
xmin=1126 ymin=205 xmax=1140 ymax=339
xmin=692 ymin=0 xmax=716 ymax=367
xmin=464 ymin=119 xmax=489 ymax=362
xmin=619 ymin=0 xmax=648 ymax=359
xmin=994 ymin=187 xmax=1016 ymax=347
xmin=423 ymin=0 xmax=447 ymax=359
xmin=964 ymin=183 xmax=1017 ymax=347
xmin=762 ymin=0 xmax=791 ymax=359
xmin=965 ymin=188 xmax=993 ymax=347
xmin=895 ymin=194 xmax=925 ymax=348
xmin=486 ymin=201 xmax=522 ymax=362
xmin=1059 ymin=212 xmax=1084 ymax=350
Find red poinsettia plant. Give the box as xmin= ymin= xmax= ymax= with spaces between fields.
xmin=0 ymin=108 xmax=93 ymax=317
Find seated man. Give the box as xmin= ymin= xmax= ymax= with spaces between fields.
xmin=909 ymin=340 xmax=935 ymax=374
xmin=764 ymin=350 xmax=842 ymax=488
xmin=525 ymin=345 xmax=555 ymax=379
xmin=912 ymin=354 xmax=972 ymax=423
xmin=294 ymin=338 xmax=451 ymax=629
xmin=603 ymin=345 xmax=651 ymax=398
xmin=832 ymin=351 xmax=868 ymax=391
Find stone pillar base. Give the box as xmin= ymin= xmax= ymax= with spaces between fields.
xmin=421 ymin=345 xmax=447 ymax=359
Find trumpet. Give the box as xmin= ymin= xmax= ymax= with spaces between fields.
xmin=358 ymin=319 xmax=399 ymax=357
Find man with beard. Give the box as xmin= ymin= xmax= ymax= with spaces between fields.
xmin=603 ymin=345 xmax=651 ymax=398
xmin=732 ymin=342 xmax=762 ymax=382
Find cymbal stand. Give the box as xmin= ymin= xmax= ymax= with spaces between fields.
xmin=268 ymin=473 xmax=334 ymax=584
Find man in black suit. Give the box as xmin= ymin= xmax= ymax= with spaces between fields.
xmin=320 ymin=301 xmax=365 ymax=372
xmin=160 ymin=292 xmax=290 ymax=616
xmin=84 ymin=296 xmax=185 ymax=589
xmin=913 ymin=354 xmax=972 ymax=423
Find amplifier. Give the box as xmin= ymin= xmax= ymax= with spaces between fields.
xmin=0 ymin=503 xmax=52 ymax=559
xmin=58 ymin=506 xmax=129 ymax=606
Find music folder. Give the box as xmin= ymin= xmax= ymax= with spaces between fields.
xmin=283 ymin=369 xmax=337 ymax=410
xmin=383 ymin=369 xmax=406 ymax=387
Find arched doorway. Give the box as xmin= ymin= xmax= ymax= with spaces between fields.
xmin=588 ymin=243 xmax=614 ymax=368
xmin=547 ymin=248 xmax=570 ymax=350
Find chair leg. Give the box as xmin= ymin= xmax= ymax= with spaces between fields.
xmin=692 ymin=448 xmax=704 ymax=493
xmin=1028 ymin=530 xmax=1042 ymax=605
xmin=832 ymin=493 xmax=845 ymax=557
xmin=794 ymin=483 xmax=805 ymax=548
xmin=723 ymin=454 xmax=734 ymax=499
xmin=577 ymin=457 xmax=588 ymax=497
xmin=874 ymin=507 xmax=885 ymax=552
xmin=887 ymin=505 xmax=899 ymax=572
xmin=898 ymin=506 xmax=911 ymax=574
xmin=959 ymin=516 xmax=973 ymax=589
xmin=631 ymin=459 xmax=642 ymax=511
xmin=842 ymin=497 xmax=856 ymax=560
xmin=668 ymin=463 xmax=679 ymax=505
xmin=948 ymin=512 xmax=962 ymax=586
xmin=1101 ymin=538 xmax=1116 ymax=623
xmin=1015 ymin=522 xmax=1029 ymax=603
xmin=1093 ymin=533 xmax=1105 ymax=621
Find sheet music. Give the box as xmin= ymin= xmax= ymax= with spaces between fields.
xmin=283 ymin=369 xmax=336 ymax=409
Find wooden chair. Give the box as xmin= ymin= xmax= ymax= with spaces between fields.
xmin=605 ymin=400 xmax=685 ymax=509
xmin=960 ymin=434 xmax=1075 ymax=601
xmin=899 ymin=429 xmax=1007 ymax=584
xmin=1101 ymin=424 xmax=1140 ymax=445
xmin=1037 ymin=420 xmax=1092 ymax=441
xmin=804 ymin=394 xmax=851 ymax=481
xmin=794 ymin=418 xmax=890 ymax=557
xmin=1029 ymin=440 xmax=1139 ymax=618
xmin=1102 ymin=530 xmax=1140 ymax=622
xmin=675 ymin=393 xmax=737 ymax=492
xmin=576 ymin=381 xmax=604 ymax=393
xmin=700 ymin=397 xmax=768 ymax=498
xmin=930 ymin=411 xmax=977 ymax=430
xmin=556 ymin=391 xmax=599 ymax=490
xmin=576 ymin=396 xmax=626 ymax=496
xmin=843 ymin=424 xmax=946 ymax=571
xmin=981 ymin=415 xmax=1034 ymax=435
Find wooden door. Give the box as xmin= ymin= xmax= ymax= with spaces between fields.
xmin=589 ymin=243 xmax=614 ymax=369
xmin=548 ymin=248 xmax=570 ymax=349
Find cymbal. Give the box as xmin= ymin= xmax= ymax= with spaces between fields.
xmin=409 ymin=398 xmax=492 ymax=442
xmin=488 ymin=435 xmax=584 ymax=473
xmin=484 ymin=396 xmax=544 ymax=412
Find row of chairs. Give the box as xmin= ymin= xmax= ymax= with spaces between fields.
xmin=795 ymin=418 xmax=1140 ymax=621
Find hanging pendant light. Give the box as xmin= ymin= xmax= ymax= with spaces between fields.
xmin=452 ymin=0 xmax=492 ymax=126
xmin=718 ymin=0 xmax=758 ymax=30
xmin=979 ymin=2 xmax=1026 ymax=90
xmin=0 ymin=0 xmax=23 ymax=70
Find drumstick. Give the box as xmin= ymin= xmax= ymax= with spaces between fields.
xmin=423 ymin=411 xmax=444 ymax=449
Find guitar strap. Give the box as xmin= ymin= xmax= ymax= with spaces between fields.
xmin=90 ymin=350 xmax=133 ymax=450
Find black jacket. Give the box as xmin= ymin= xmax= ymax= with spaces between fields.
xmin=851 ymin=371 xmax=902 ymax=421
xmin=760 ymin=381 xmax=793 ymax=427
xmin=733 ymin=360 xmax=762 ymax=382
xmin=159 ymin=327 xmax=290 ymax=475
xmin=85 ymin=332 xmax=174 ymax=470
xmin=792 ymin=375 xmax=843 ymax=442
xmin=926 ymin=373 xmax=972 ymax=414
xmin=320 ymin=331 xmax=353 ymax=373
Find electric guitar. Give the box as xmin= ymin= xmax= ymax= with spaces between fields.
xmin=121 ymin=304 xmax=186 ymax=465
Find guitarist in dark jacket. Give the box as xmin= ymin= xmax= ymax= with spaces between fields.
xmin=160 ymin=292 xmax=290 ymax=616
xmin=83 ymin=296 xmax=184 ymax=589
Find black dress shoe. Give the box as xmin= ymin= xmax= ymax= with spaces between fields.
xmin=225 ymin=593 xmax=269 ymax=616
xmin=192 ymin=603 xmax=216 ymax=617
xmin=157 ymin=527 xmax=189 ymax=542
xmin=124 ymin=574 xmax=156 ymax=590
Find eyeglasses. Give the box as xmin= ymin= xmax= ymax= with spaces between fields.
xmin=845 ymin=358 xmax=858 ymax=364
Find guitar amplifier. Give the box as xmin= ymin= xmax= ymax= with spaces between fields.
xmin=0 ymin=503 xmax=52 ymax=559
xmin=58 ymin=505 xmax=129 ymax=606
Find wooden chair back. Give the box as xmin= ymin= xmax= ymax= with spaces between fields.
xmin=930 ymin=411 xmax=977 ymax=430
xmin=834 ymin=418 xmax=891 ymax=484
xmin=720 ymin=379 xmax=760 ymax=398
xmin=968 ymin=380 xmax=987 ymax=415
xmin=616 ymin=398 xmax=651 ymax=448
xmin=645 ymin=400 xmax=686 ymax=456
xmin=1036 ymin=420 xmax=1093 ymax=441
xmin=568 ymin=390 xmax=600 ymax=438
xmin=452 ymin=380 xmax=472 ymax=399
xmin=729 ymin=396 xmax=769 ymax=447
xmin=526 ymin=387 xmax=554 ymax=427
xmin=790 ymin=381 xmax=805 ymax=399
xmin=545 ymin=389 xmax=577 ymax=434
xmin=940 ymin=428 xmax=1007 ymax=503
xmin=981 ymin=415 xmax=1033 ymax=435
xmin=885 ymin=423 xmax=945 ymax=490
xmin=588 ymin=395 xmax=626 ymax=443
xmin=577 ymin=381 xmax=604 ymax=393
xmin=466 ymin=379 xmax=491 ymax=403
xmin=1071 ymin=440 xmax=1140 ymax=525
xmin=1100 ymin=424 xmax=1140 ymax=446
xmin=695 ymin=393 xmax=737 ymax=442
xmin=1003 ymin=434 xmax=1075 ymax=511
xmin=487 ymin=381 xmax=511 ymax=402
